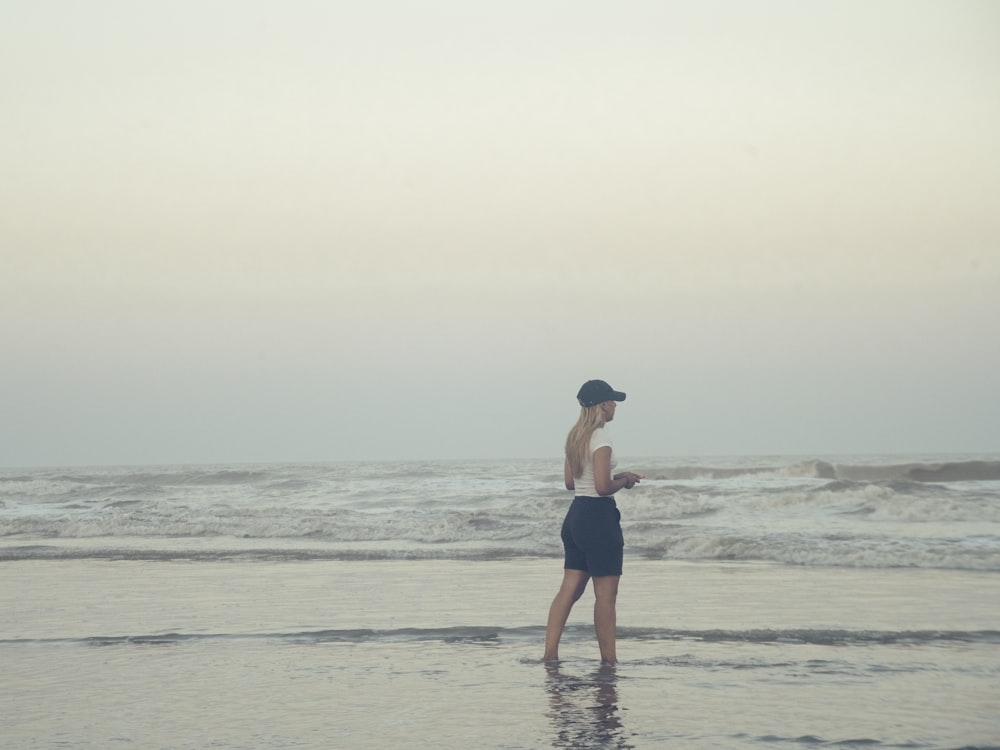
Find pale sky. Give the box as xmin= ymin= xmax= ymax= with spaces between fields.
xmin=2 ymin=0 xmax=998 ymax=467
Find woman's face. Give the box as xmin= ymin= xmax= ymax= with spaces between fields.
xmin=600 ymin=400 xmax=617 ymax=422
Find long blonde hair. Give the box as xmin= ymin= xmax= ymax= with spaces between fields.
xmin=564 ymin=405 xmax=607 ymax=479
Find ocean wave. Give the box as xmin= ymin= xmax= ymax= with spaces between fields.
xmin=4 ymin=481 xmax=1000 ymax=571
xmin=632 ymin=531 xmax=1000 ymax=571
xmin=3 ymin=458 xmax=999 ymax=571
xmin=51 ymin=469 xmax=270 ymax=487
xmin=642 ymin=459 xmax=1000 ymax=483
xmin=5 ymin=528 xmax=1000 ymax=570
xmin=4 ymin=625 xmax=997 ymax=649
xmin=837 ymin=460 xmax=1000 ymax=483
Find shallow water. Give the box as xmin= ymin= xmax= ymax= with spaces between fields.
xmin=3 ymin=558 xmax=998 ymax=749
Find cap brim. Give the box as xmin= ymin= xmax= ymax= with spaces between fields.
xmin=611 ymin=391 xmax=626 ymax=402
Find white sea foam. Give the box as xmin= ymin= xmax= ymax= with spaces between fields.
xmin=2 ymin=455 xmax=999 ymax=570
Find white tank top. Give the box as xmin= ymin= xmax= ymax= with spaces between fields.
xmin=574 ymin=426 xmax=617 ymax=497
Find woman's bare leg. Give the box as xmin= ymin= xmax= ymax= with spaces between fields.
xmin=543 ymin=569 xmax=590 ymax=661
xmin=592 ymin=575 xmax=620 ymax=665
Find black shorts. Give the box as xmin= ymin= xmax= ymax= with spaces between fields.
xmin=560 ymin=496 xmax=624 ymax=577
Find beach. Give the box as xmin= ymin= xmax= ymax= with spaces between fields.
xmin=3 ymin=558 xmax=999 ymax=749
xmin=2 ymin=457 xmax=999 ymax=748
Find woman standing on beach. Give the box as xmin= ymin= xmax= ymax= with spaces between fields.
xmin=543 ymin=379 xmax=643 ymax=665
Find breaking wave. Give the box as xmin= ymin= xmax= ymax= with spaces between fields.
xmin=2 ymin=456 xmax=999 ymax=570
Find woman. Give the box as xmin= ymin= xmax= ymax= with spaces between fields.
xmin=543 ymin=379 xmax=643 ymax=665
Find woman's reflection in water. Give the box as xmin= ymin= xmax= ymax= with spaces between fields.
xmin=545 ymin=662 xmax=634 ymax=749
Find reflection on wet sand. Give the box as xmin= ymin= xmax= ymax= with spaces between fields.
xmin=545 ymin=663 xmax=634 ymax=749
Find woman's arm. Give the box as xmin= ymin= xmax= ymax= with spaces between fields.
xmin=614 ymin=471 xmax=644 ymax=488
xmin=593 ymin=446 xmax=637 ymax=496
xmin=564 ymin=458 xmax=575 ymax=491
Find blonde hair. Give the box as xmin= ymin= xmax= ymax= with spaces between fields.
xmin=564 ymin=405 xmax=607 ymax=479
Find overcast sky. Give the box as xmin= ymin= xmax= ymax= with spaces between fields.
xmin=2 ymin=0 xmax=998 ymax=467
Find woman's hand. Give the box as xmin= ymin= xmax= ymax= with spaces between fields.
xmin=616 ymin=471 xmax=644 ymax=489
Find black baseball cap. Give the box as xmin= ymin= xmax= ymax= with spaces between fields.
xmin=577 ymin=379 xmax=627 ymax=408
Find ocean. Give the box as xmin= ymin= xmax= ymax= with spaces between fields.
xmin=2 ymin=454 xmax=999 ymax=749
